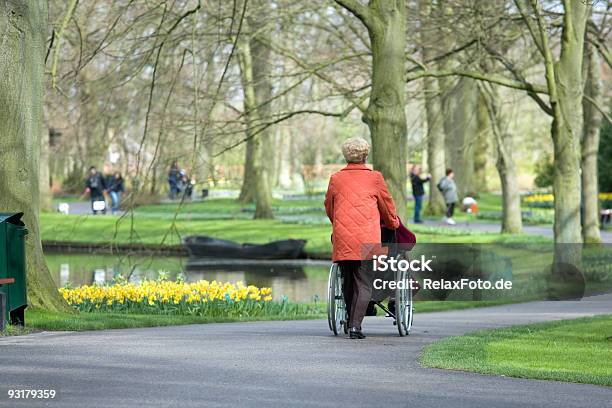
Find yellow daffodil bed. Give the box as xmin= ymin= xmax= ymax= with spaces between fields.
xmin=523 ymin=192 xmax=612 ymax=208
xmin=59 ymin=279 xmax=314 ymax=317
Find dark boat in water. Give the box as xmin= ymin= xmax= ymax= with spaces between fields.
xmin=182 ymin=236 xmax=307 ymax=259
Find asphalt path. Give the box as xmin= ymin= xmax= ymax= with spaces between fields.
xmin=1 ymin=294 xmax=611 ymax=408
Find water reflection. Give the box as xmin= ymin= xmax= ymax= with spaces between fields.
xmin=45 ymin=253 xmax=329 ymax=303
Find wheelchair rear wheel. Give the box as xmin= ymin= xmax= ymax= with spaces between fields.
xmin=395 ymin=268 xmax=414 ymax=336
xmin=327 ymin=263 xmax=346 ymax=335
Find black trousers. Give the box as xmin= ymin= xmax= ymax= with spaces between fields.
xmin=338 ymin=260 xmax=372 ymax=330
xmin=446 ymin=202 xmax=455 ymax=218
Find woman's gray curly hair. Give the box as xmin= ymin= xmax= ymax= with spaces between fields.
xmin=341 ymin=137 xmax=370 ymax=163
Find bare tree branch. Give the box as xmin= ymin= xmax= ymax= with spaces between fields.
xmin=333 ymin=0 xmax=371 ymax=28
xmin=50 ymin=0 xmax=79 ymax=89
xmin=213 ymin=109 xmax=345 ymax=157
xmin=584 ymin=94 xmax=612 ymax=125
xmin=406 ymin=69 xmax=549 ymax=94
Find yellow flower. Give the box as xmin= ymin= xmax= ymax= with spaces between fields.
xmin=58 ymin=279 xmax=274 ymax=310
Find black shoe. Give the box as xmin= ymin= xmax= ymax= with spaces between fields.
xmin=349 ymin=327 xmax=366 ymax=339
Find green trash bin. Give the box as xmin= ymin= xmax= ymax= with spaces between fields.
xmin=0 ymin=212 xmax=29 ymax=325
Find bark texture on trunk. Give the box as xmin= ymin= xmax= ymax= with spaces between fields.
xmin=364 ymin=1 xmax=408 ymax=219
xmin=420 ymin=0 xmax=446 ymax=215
xmin=581 ymin=40 xmax=602 ymax=243
xmin=423 ymin=76 xmax=447 ymax=215
xmin=549 ymin=3 xmax=589 ymax=246
xmin=237 ymin=38 xmax=274 ymax=219
xmin=0 ymin=1 xmax=70 ymax=311
xmin=480 ymin=84 xmax=522 ymax=234
xmin=441 ymin=77 xmax=478 ymax=198
xmin=238 ymin=137 xmax=256 ymax=202
xmin=473 ymin=94 xmax=489 ymax=193
xmin=237 ymin=0 xmax=274 ymax=218
xmin=334 ymin=0 xmax=408 ymax=219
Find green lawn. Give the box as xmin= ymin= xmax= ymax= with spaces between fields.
xmin=134 ymin=193 xmax=520 ymax=222
xmin=40 ymin=196 xmax=550 ymax=255
xmin=420 ymin=315 xmax=612 ymax=386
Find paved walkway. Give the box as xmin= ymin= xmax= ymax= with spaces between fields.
xmin=421 ymin=219 xmax=612 ymax=243
xmin=1 ymin=294 xmax=610 ymax=407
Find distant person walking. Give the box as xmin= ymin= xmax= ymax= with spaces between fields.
xmin=107 ymin=172 xmax=124 ymax=214
xmin=83 ymin=166 xmax=107 ymax=215
xmin=438 ymin=168 xmax=458 ymax=225
xmin=168 ymin=161 xmax=180 ymax=199
xmin=410 ymin=164 xmax=430 ymax=224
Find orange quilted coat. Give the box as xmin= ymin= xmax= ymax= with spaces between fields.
xmin=324 ymin=163 xmax=400 ymax=261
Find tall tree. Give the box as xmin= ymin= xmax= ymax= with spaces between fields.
xmin=0 ymin=1 xmax=70 ymax=311
xmin=442 ymin=77 xmax=478 ymax=198
xmin=420 ymin=0 xmax=446 ymax=215
xmin=423 ymin=77 xmax=447 ymax=215
xmin=479 ymin=83 xmax=522 ymax=233
xmin=473 ymin=94 xmax=489 ymax=193
xmin=237 ymin=37 xmax=274 ymax=219
xmin=237 ymin=0 xmax=274 ymax=219
xmin=515 ymin=0 xmax=591 ymax=250
xmin=581 ymin=38 xmax=603 ymax=243
xmin=334 ymin=0 xmax=408 ymax=219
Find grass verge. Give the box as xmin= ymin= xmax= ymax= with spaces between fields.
xmin=26 ymin=307 xmax=326 ymax=332
xmin=420 ymin=315 xmax=612 ymax=386
xmin=0 ymin=324 xmax=34 ymax=337
xmin=23 ymin=301 xmax=509 ymax=332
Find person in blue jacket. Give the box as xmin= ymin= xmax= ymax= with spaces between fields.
xmin=410 ymin=164 xmax=430 ymax=224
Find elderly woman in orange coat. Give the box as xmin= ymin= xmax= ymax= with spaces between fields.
xmin=324 ymin=137 xmax=399 ymax=339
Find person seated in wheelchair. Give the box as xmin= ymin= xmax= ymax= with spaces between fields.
xmin=367 ymin=220 xmax=417 ymax=316
xmin=324 ymin=137 xmax=399 ymax=339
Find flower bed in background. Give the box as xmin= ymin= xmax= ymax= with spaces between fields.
xmin=59 ymin=279 xmax=318 ymax=318
xmin=523 ymin=192 xmax=612 ymax=209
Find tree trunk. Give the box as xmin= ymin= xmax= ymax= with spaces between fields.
xmin=237 ymin=0 xmax=274 ymax=217
xmin=277 ymin=126 xmax=294 ymax=189
xmin=0 ymin=1 xmax=70 ymax=311
xmin=480 ymin=84 xmax=522 ymax=234
xmin=420 ymin=0 xmax=446 ymax=215
xmin=442 ymin=77 xmax=478 ymax=198
xmin=149 ymin=163 xmax=158 ymax=196
xmin=334 ymin=0 xmax=408 ymax=219
xmin=473 ymin=94 xmax=489 ymax=193
xmin=581 ymin=39 xmax=602 ymax=243
xmin=237 ymin=39 xmax=273 ymax=219
xmin=363 ymin=0 xmax=408 ymax=220
xmin=423 ymin=76 xmax=446 ymax=215
xmin=549 ymin=3 xmax=589 ymax=247
xmin=238 ymin=139 xmax=256 ymax=202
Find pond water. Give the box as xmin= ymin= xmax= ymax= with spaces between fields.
xmin=45 ymin=253 xmax=330 ymax=303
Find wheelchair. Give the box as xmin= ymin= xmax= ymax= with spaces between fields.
xmin=327 ymin=230 xmax=414 ymax=337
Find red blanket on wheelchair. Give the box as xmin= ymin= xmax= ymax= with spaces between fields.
xmin=381 ymin=218 xmax=416 ymax=249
